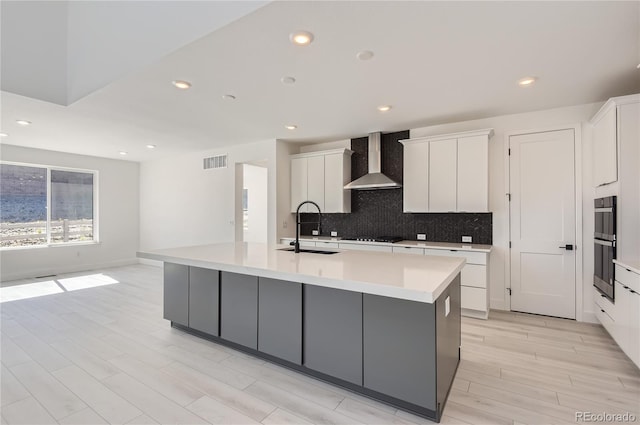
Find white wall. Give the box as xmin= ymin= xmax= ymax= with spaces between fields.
xmin=243 ymin=163 xmax=268 ymax=243
xmin=139 ymin=139 xmax=278 ymax=252
xmin=410 ymin=102 xmax=603 ymax=321
xmin=0 ymin=144 xmax=140 ymax=281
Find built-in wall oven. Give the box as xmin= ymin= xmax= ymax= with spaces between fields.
xmin=594 ymin=196 xmax=616 ymax=301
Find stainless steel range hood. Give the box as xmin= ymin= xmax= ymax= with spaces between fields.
xmin=344 ymin=132 xmax=402 ymax=190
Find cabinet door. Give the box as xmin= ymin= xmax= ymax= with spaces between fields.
xmin=457 ymin=135 xmax=489 ymax=212
xmin=304 ymin=285 xmax=362 ymax=385
xmin=630 ymin=290 xmax=640 ymax=367
xmin=220 ymin=272 xmax=258 ymax=349
xmin=363 ymin=294 xmax=436 ymax=410
xmin=403 ymin=142 xmax=429 ymax=212
xmin=291 ymin=157 xmax=308 ymax=213
xmin=258 ymin=278 xmax=302 ymax=364
xmin=429 ymin=139 xmax=457 ymax=212
xmin=306 ymin=155 xmax=325 ymax=212
xmin=163 ymin=263 xmax=189 ymax=327
xmin=324 ymin=153 xmax=346 ymax=213
xmin=189 ymin=267 xmax=219 ymax=336
xmin=593 ymin=106 xmax=618 ymax=187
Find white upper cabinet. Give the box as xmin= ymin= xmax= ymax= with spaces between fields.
xmin=429 ymin=138 xmax=457 ymax=212
xmin=457 ymin=135 xmax=489 ymax=212
xmin=401 ymin=129 xmax=493 ymax=213
xmin=402 ymin=142 xmax=429 ymax=212
xmin=290 ymin=149 xmax=352 ymax=213
xmin=591 ymin=103 xmax=618 ymax=187
xmin=306 ymin=155 xmax=325 ymax=212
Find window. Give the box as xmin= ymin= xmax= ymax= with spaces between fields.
xmin=0 ymin=162 xmax=97 ymax=248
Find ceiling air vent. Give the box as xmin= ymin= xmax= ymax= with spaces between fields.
xmin=203 ymin=154 xmax=227 ymax=170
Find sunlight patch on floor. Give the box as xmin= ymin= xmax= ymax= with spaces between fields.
xmin=0 ymin=273 xmax=119 ymax=303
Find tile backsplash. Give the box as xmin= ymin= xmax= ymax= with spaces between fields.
xmin=300 ymin=130 xmax=492 ymax=245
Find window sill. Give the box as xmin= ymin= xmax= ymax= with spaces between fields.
xmin=0 ymin=241 xmax=100 ymax=251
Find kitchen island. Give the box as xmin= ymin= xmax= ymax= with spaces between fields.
xmin=137 ymin=242 xmax=464 ymax=422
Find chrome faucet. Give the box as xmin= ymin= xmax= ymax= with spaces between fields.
xmin=294 ymin=200 xmax=322 ymax=253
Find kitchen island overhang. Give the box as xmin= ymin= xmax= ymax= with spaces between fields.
xmin=137 ymin=242 xmax=464 ymax=422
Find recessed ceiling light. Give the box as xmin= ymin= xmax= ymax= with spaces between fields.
xmin=281 ymin=76 xmax=296 ymax=85
xmin=637 ymin=63 xmax=640 ymax=69
xmin=222 ymin=94 xmax=236 ymax=100
xmin=518 ymin=77 xmax=537 ymax=87
xmin=119 ymin=151 xmax=128 ymax=156
xmin=172 ymin=80 xmax=192 ymax=90
xmin=0 ymin=132 xmax=8 ymax=137
xmin=285 ymin=125 xmax=297 ymax=130
xmin=356 ymin=50 xmax=374 ymax=61
xmin=290 ymin=30 xmax=314 ymax=46
xmin=377 ymin=105 xmax=392 ymax=112
xmin=146 ymin=144 xmax=156 ymax=149
xmin=16 ymin=120 xmax=31 ymax=126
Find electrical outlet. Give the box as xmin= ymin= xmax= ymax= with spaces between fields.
xmin=312 ymin=230 xmax=319 ymax=236
xmin=462 ymin=236 xmax=472 ymax=243
xmin=417 ymin=234 xmax=427 ymax=240
xmin=331 ymin=231 xmax=338 ymax=237
xmin=283 ymin=220 xmax=287 ymax=228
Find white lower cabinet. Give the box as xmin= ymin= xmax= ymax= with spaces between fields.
xmin=279 ymin=239 xmax=490 ymax=318
xmin=610 ymin=264 xmax=640 ymax=367
xmin=424 ymin=249 xmax=489 ymax=319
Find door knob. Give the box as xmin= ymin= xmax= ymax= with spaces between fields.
xmin=559 ymin=244 xmax=574 ymax=250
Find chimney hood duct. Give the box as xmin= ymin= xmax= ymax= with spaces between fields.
xmin=344 ymin=132 xmax=402 ymax=190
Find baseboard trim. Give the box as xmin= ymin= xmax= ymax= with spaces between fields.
xmin=581 ymin=311 xmax=598 ymax=324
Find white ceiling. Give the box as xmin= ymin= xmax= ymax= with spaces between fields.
xmin=1 ymin=1 xmax=639 ymax=162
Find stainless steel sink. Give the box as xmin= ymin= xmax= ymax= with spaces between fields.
xmin=278 ymin=248 xmax=339 ymax=255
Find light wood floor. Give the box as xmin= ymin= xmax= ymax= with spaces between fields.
xmin=1 ymin=265 xmax=638 ymax=424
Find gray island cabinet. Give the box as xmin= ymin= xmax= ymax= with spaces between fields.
xmin=141 ymin=242 xmax=463 ymax=422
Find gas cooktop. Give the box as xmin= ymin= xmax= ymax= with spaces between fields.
xmin=341 ymin=236 xmax=403 ymax=243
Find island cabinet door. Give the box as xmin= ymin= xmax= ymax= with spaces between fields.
xmin=258 ymin=278 xmax=302 ymax=364
xmin=220 ymin=272 xmax=258 ymax=349
xmin=188 ymin=267 xmax=220 ymax=336
xmin=363 ymin=294 xmax=437 ymax=411
xmin=164 ymin=263 xmax=189 ymax=327
xmin=303 ymin=285 xmax=363 ymax=385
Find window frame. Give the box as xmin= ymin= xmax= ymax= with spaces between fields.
xmin=0 ymin=160 xmax=99 ymax=250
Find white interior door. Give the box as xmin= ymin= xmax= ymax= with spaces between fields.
xmin=509 ymin=129 xmax=576 ymax=319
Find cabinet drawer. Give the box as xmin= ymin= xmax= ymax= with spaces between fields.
xmin=280 ymin=239 xmax=316 ymax=248
xmin=392 ymin=246 xmax=425 ymax=255
xmin=461 ymin=286 xmax=487 ymax=312
xmin=615 ymin=265 xmax=640 ymax=292
xmin=339 ymin=243 xmax=393 ymax=253
xmin=424 ymin=249 xmax=487 ymax=265
xmin=315 ymin=241 xmax=339 ymax=249
xmin=594 ymin=288 xmax=616 ymax=316
xmin=461 ymin=264 xmax=487 ymax=288
xmin=594 ymin=301 xmax=615 ymax=329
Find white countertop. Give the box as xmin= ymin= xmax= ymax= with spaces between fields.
xmin=282 ymin=236 xmax=492 ymax=252
xmin=613 ymin=259 xmax=640 ymax=275
xmin=138 ymin=242 xmax=465 ymax=303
